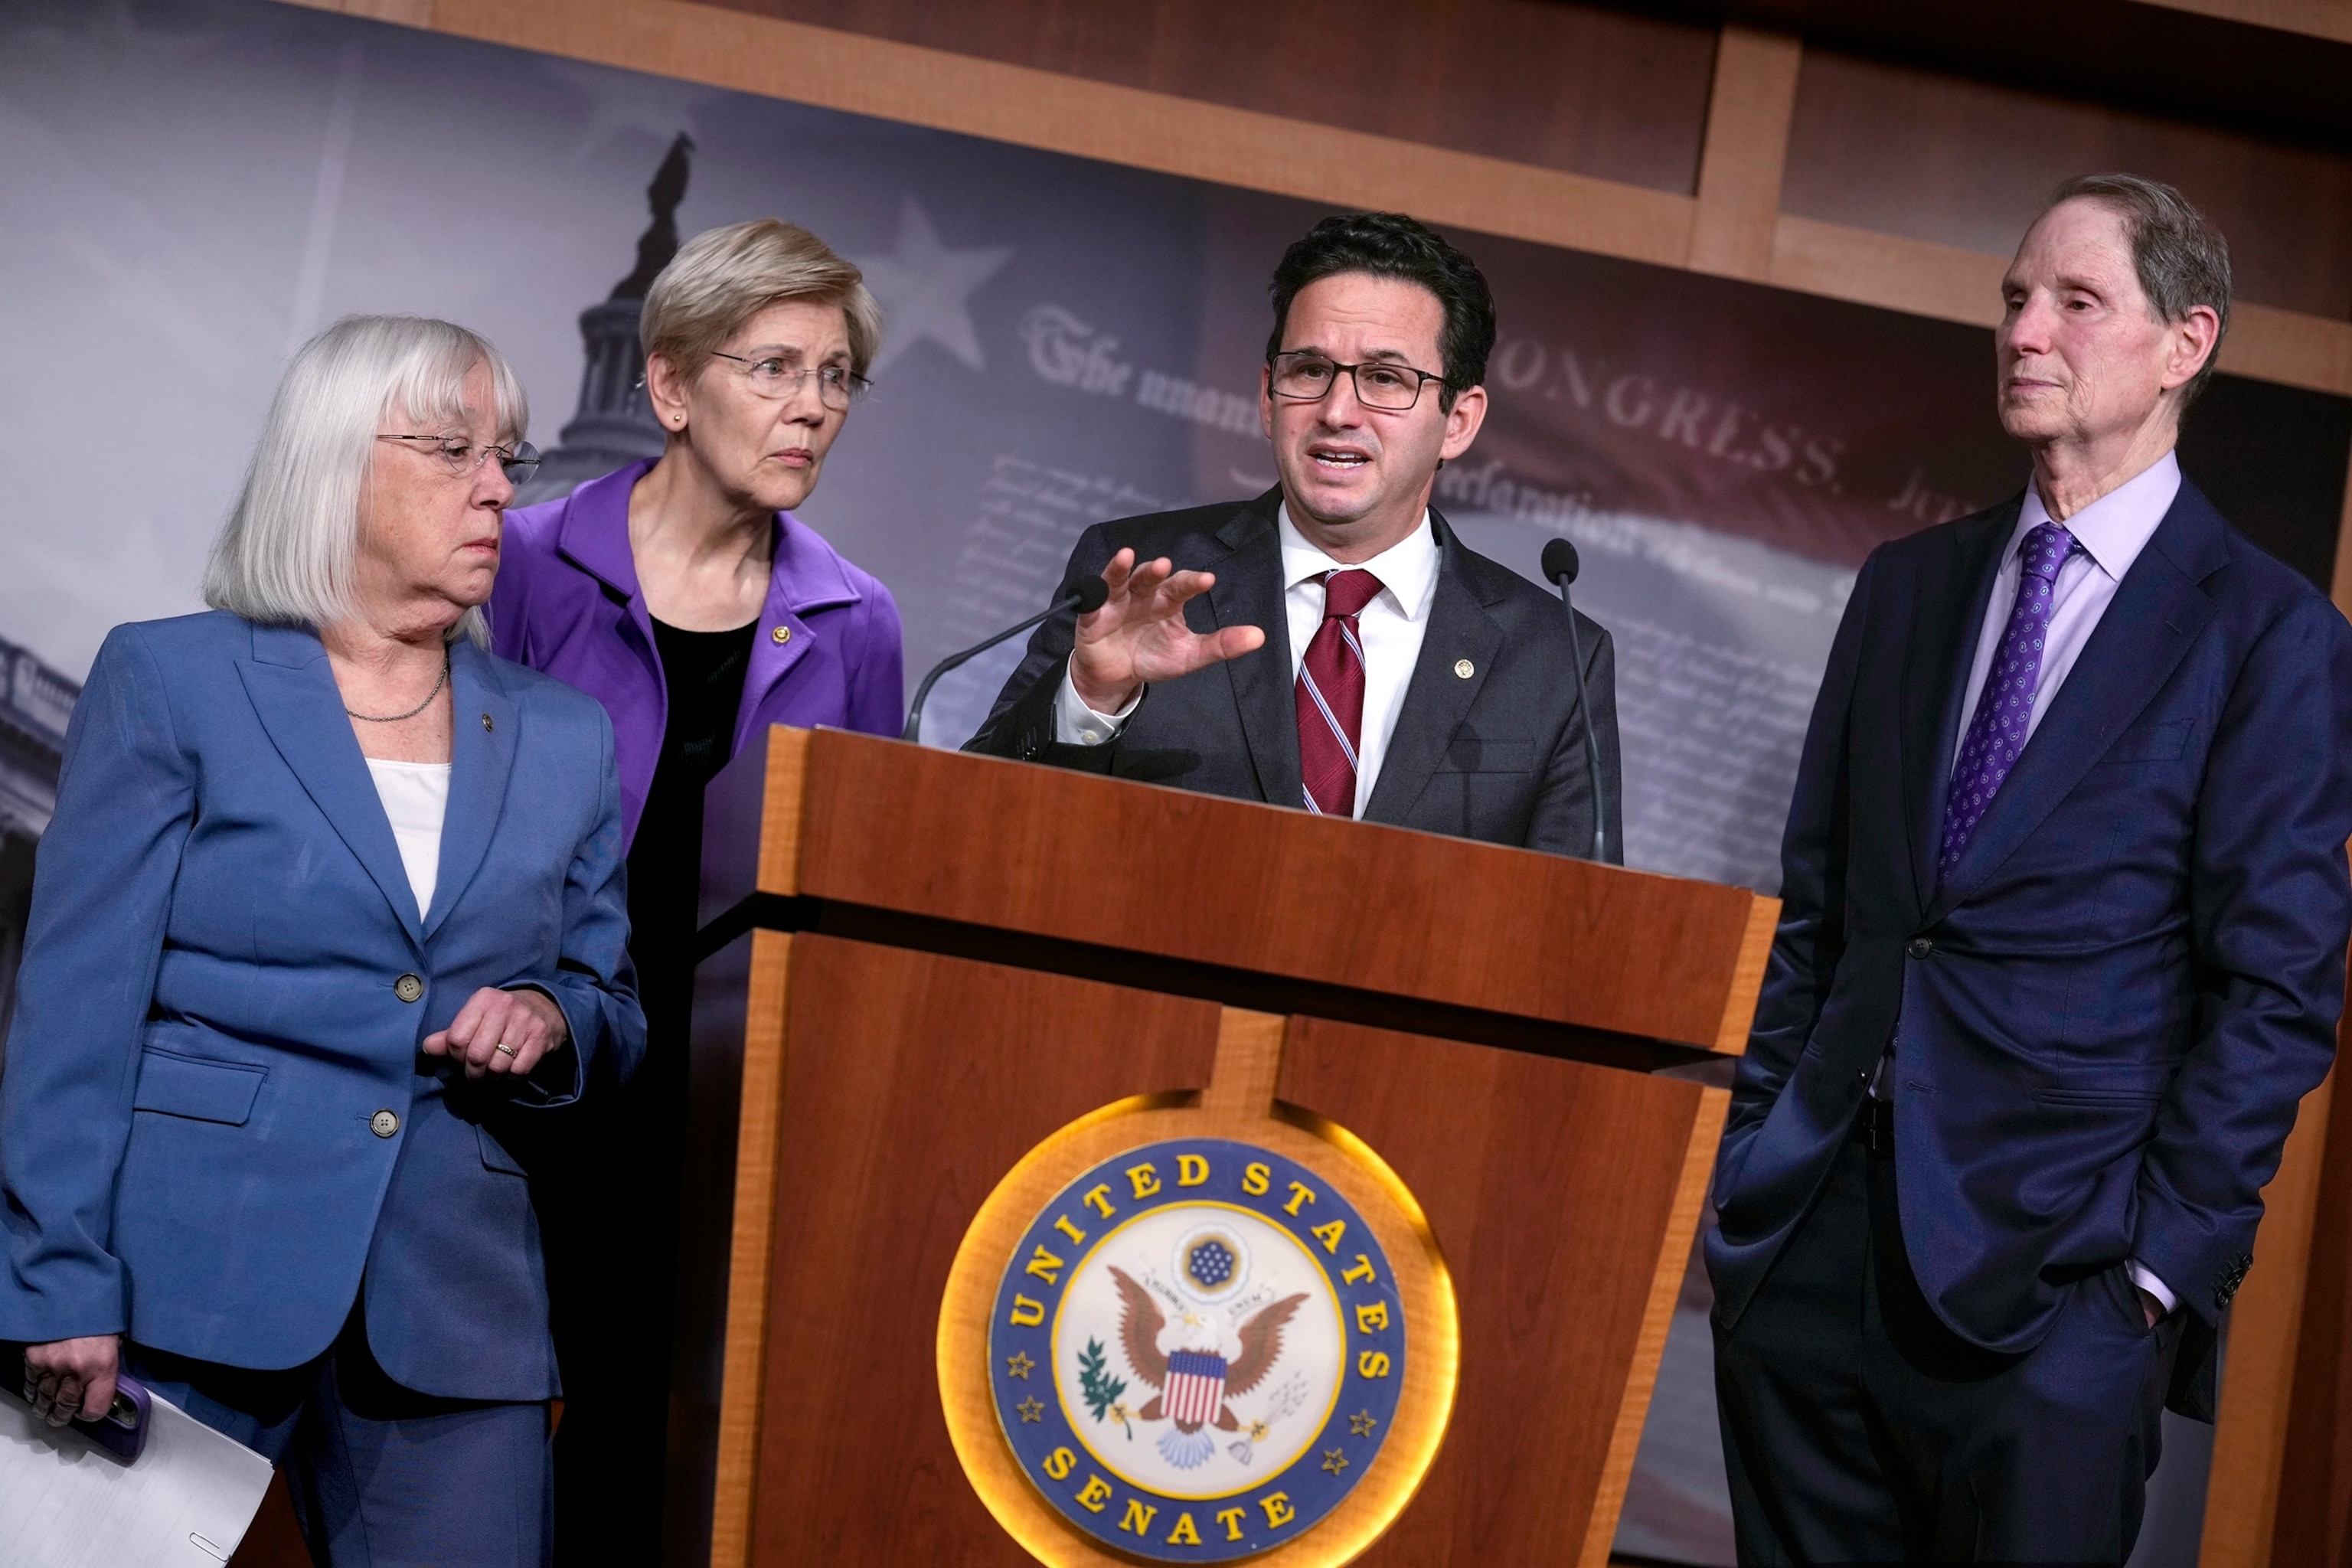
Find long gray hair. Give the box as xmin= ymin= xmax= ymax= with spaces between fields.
xmin=204 ymin=315 xmax=528 ymax=645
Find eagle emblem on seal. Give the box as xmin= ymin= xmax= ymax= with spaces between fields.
xmin=1109 ymin=1265 xmax=1308 ymax=1469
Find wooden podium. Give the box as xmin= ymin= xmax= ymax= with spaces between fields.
xmin=657 ymin=726 xmax=1775 ymax=1568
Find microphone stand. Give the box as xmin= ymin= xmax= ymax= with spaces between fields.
xmin=1540 ymin=538 xmax=1609 ymax=864
xmin=903 ymin=577 xmax=1110 ymax=745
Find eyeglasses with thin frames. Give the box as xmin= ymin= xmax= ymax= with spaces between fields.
xmin=377 ymin=433 xmax=542 ymax=485
xmin=706 ymin=351 xmax=873 ymax=410
xmin=1267 ymin=351 xmax=1452 ymax=412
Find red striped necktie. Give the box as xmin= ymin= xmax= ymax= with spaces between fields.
xmin=1295 ymin=569 xmax=1384 ymax=817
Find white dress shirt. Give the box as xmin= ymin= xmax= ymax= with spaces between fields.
xmin=364 ymin=757 xmax=450 ymax=920
xmin=1897 ymin=449 xmax=2184 ymax=1312
xmin=1056 ymin=506 xmax=1442 ymax=817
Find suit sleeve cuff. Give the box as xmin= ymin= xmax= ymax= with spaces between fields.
xmin=1054 ymin=666 xmax=1141 ymax=746
xmin=2127 ymin=1259 xmax=2177 ymax=1316
xmin=505 ymin=982 xmax=586 ymax=1105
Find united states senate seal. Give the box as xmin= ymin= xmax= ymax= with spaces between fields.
xmin=989 ymin=1138 xmax=1402 ymax=1559
xmin=938 ymin=1011 xmax=1458 ymax=1567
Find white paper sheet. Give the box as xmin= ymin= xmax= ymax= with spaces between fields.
xmin=0 ymin=1386 xmax=275 ymax=1566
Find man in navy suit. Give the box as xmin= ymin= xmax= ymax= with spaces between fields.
xmin=1707 ymin=173 xmax=2352 ymax=1563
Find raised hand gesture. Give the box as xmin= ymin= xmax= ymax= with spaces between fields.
xmin=1070 ymin=549 xmax=1266 ymax=712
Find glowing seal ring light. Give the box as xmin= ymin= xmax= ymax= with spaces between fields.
xmin=938 ymin=1021 xmax=1458 ymax=1567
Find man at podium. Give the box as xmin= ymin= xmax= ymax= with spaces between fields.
xmin=967 ymin=211 xmax=1622 ymax=860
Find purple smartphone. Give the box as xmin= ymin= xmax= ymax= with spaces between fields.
xmin=70 ymin=1373 xmax=151 ymax=1463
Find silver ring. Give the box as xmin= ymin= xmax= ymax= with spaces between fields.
xmin=492 ymin=1042 xmax=518 ymax=1058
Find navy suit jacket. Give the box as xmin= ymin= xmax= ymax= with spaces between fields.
xmin=0 ymin=614 xmax=642 ymax=1401
xmin=965 ymin=490 xmax=1625 ymax=858
xmin=1705 ymin=478 xmax=2352 ymax=1414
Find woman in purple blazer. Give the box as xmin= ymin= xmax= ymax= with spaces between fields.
xmin=488 ymin=218 xmax=902 ymax=1561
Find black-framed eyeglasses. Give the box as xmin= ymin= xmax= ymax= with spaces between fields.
xmin=377 ymin=433 xmax=542 ymax=485
xmin=707 ymin=351 xmax=873 ymax=410
xmin=1268 ymin=351 xmax=1452 ymax=412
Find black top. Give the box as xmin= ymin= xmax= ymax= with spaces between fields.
xmin=629 ymin=618 xmax=756 ymax=1033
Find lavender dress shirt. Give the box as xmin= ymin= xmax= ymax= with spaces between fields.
xmin=489 ymin=459 xmax=905 ymax=848
xmin=1950 ymin=452 xmax=2180 ymax=748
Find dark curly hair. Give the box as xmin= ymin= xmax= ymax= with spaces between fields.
xmin=1266 ymin=212 xmax=1496 ymax=413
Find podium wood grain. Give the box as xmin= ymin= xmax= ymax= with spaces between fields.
xmin=735 ymin=935 xmax=1220 ymax=1563
xmin=702 ymin=727 xmax=1772 ymax=1057
xmin=1276 ymin=1020 xmax=1721 ymax=1568
xmin=226 ymin=1472 xmax=305 ymax=1566
xmin=673 ymin=728 xmax=1772 ymax=1566
xmin=685 ymin=936 xmax=1720 ymax=1566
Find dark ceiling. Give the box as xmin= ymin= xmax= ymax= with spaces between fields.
xmin=1591 ymin=0 xmax=2352 ymax=149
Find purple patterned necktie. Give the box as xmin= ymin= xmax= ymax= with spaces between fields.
xmin=1939 ymin=521 xmax=2079 ymax=874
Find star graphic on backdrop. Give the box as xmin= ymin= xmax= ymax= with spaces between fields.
xmin=1018 ymin=1397 xmax=1046 ymax=1423
xmin=858 ymin=199 xmax=1014 ymax=374
xmin=1004 ymin=1351 xmax=1035 ymax=1380
xmin=1321 ymin=1449 xmax=1351 ymax=1476
xmin=1348 ymin=1410 xmax=1378 ymax=1438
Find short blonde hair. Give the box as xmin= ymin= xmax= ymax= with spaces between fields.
xmin=640 ymin=219 xmax=884 ymax=381
xmin=204 ymin=315 xmax=527 ymax=645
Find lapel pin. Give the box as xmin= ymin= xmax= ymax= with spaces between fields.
xmin=1454 ymin=659 xmax=1474 ymax=679
xmin=772 ymin=626 xmax=792 ymax=644
xmin=481 ymin=713 xmax=494 ymax=732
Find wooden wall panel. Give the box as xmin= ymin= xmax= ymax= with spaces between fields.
xmin=2200 ymin=1070 xmax=2339 ymax=1568
xmin=1779 ymin=47 xmax=2352 ymax=322
xmin=2335 ymin=449 xmax=2352 ymax=622
xmin=2274 ymin=1047 xmax=2352 ymax=1563
xmin=279 ymin=0 xmax=2352 ymax=397
xmin=705 ymin=0 xmax=1719 ymax=195
xmin=1687 ymin=24 xmax=1802 ymax=281
xmin=1273 ymin=1017 xmax=1706 ymax=1568
xmin=2142 ymin=0 xmax=2352 ymax=42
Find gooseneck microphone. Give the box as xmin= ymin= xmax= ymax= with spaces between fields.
xmin=903 ymin=575 xmax=1112 ymax=745
xmin=1540 ymin=538 xmax=1609 ymax=864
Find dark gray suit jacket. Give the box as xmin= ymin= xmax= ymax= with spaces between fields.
xmin=965 ymin=489 xmax=1623 ymax=859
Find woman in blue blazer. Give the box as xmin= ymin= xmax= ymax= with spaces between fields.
xmin=0 ymin=315 xmax=643 ymax=1566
